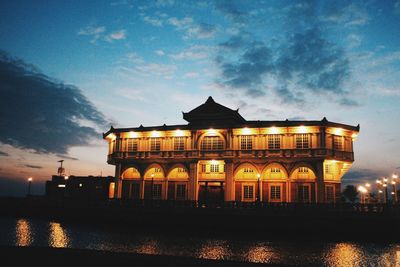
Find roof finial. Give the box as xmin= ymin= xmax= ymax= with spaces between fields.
xmin=206 ymin=96 xmax=214 ymax=103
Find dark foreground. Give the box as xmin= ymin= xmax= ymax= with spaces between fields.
xmin=1 ymin=246 xmax=279 ymax=267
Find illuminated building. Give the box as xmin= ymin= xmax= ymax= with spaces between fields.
xmin=103 ymin=97 xmax=359 ymax=203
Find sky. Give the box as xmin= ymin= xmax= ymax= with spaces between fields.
xmin=0 ymin=0 xmax=399 ymax=196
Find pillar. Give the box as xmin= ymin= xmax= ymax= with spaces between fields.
xmin=315 ymin=161 xmax=325 ymax=203
xmin=188 ymin=162 xmax=198 ymax=201
xmin=114 ymin=163 xmax=122 ymax=199
xmin=225 ymin=161 xmax=234 ymax=201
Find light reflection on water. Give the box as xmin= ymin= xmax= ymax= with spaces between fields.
xmin=3 ymin=217 xmax=400 ymax=265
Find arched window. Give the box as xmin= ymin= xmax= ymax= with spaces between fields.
xmin=200 ymin=136 xmax=224 ymax=150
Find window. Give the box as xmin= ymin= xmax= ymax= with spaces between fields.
xmin=152 ymin=184 xmax=162 ymax=199
xmin=244 ymin=168 xmax=254 ymax=173
xmin=150 ymin=138 xmax=161 ymax=151
xmin=210 ymin=164 xmax=219 ymax=173
xmin=326 ymin=185 xmax=335 ymax=203
xmin=201 ymin=136 xmax=224 ymax=150
xmin=131 ymin=183 xmax=140 ymax=199
xmin=127 ymin=138 xmax=138 ymax=152
xmin=270 ymin=185 xmax=281 ymax=201
xmin=268 ymin=134 xmax=281 ymax=150
xmin=325 ymin=164 xmax=332 ymax=174
xmin=243 ymin=185 xmax=255 ymax=201
xmin=240 ymin=135 xmax=253 ymax=150
xmin=154 ymin=168 xmax=161 ymax=173
xmin=298 ymin=167 xmax=309 ymax=173
xmin=295 ymin=134 xmax=309 ymax=149
xmin=201 ymin=164 xmax=206 ymax=173
xmin=298 ymin=185 xmax=310 ymax=203
xmin=177 ymin=167 xmax=186 ymax=173
xmin=174 ymin=137 xmax=185 ymax=151
xmin=334 ymin=135 xmax=344 ymax=151
xmin=271 ymin=168 xmax=281 ymax=173
xmin=176 ymin=184 xmax=186 ymax=200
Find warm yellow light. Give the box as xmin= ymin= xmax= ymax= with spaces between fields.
xmin=376 ymin=179 xmax=382 ymax=184
xmin=151 ymin=130 xmax=161 ymax=137
xmin=297 ymin=126 xmax=307 ymax=133
xmin=210 ymin=159 xmax=217 ymax=165
xmin=378 ymin=190 xmax=383 ymax=193
xmin=357 ymin=186 xmax=367 ymax=193
xmin=383 ymin=184 xmax=387 ymax=187
xmin=58 ymin=184 xmax=66 ymax=188
xmin=174 ymin=129 xmax=184 ymax=136
xmin=334 ymin=128 xmax=344 ymax=136
xmin=242 ymin=127 xmax=252 ymax=135
xmin=383 ymin=178 xmax=388 ymax=182
xmin=64 ymin=176 xmax=69 ymax=180
xmin=270 ymin=127 xmax=279 ymax=134
xmin=107 ymin=133 xmax=116 ymax=140
xmin=391 ymin=192 xmax=395 ymax=195
xmin=207 ymin=128 xmax=217 ymax=136
xmin=392 ymin=181 xmax=396 ymax=185
xmin=351 ymin=133 xmax=358 ymax=140
xmin=28 ymin=177 xmax=32 ymax=182
xmin=257 ymin=173 xmax=261 ymax=178
xmin=365 ymin=183 xmax=371 ymax=188
xmin=393 ymin=174 xmax=398 ymax=179
xmin=128 ymin=131 xmax=138 ymax=138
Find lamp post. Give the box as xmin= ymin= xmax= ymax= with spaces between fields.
xmin=365 ymin=183 xmax=371 ymax=204
xmin=27 ymin=177 xmax=32 ymax=196
xmin=257 ymin=173 xmax=261 ymax=203
xmin=383 ymin=177 xmax=388 ymax=204
xmin=392 ymin=174 xmax=398 ymax=203
xmin=357 ymin=185 xmax=367 ymax=204
xmin=376 ymin=179 xmax=382 ymax=203
xmin=151 ymin=173 xmax=154 ymax=201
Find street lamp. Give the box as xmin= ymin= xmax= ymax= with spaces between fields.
xmin=392 ymin=174 xmax=398 ymax=203
xmin=365 ymin=183 xmax=371 ymax=203
xmin=27 ymin=177 xmax=32 ymax=196
xmin=257 ymin=173 xmax=261 ymax=202
xmin=151 ymin=173 xmax=154 ymax=201
xmin=357 ymin=185 xmax=367 ymax=204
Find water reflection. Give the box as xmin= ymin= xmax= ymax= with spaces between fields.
xmin=325 ymin=243 xmax=364 ymax=267
xmin=15 ymin=219 xmax=33 ymax=246
xmin=245 ymin=244 xmax=276 ymax=263
xmin=48 ymin=222 xmax=69 ymax=248
xmin=198 ymin=240 xmax=230 ymax=260
xmin=134 ymin=239 xmax=160 ymax=255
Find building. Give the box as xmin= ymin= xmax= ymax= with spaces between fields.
xmin=103 ymin=97 xmax=359 ymax=204
xmin=46 ymin=175 xmax=114 ymax=200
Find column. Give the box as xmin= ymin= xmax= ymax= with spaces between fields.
xmin=315 ymin=161 xmax=325 ymax=203
xmin=225 ymin=161 xmax=234 ymax=201
xmin=188 ymin=162 xmax=198 ymax=201
xmin=114 ymin=163 xmax=122 ymax=199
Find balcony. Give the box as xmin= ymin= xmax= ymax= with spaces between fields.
xmin=107 ymin=148 xmax=354 ymax=163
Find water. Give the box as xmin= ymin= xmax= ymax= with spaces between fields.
xmin=1 ymin=217 xmax=400 ymax=266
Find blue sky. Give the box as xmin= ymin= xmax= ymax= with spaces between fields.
xmin=0 ymin=0 xmax=399 ymax=195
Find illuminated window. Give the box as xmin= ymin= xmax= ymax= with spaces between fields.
xmin=326 ymin=185 xmax=335 ymax=203
xmin=210 ymin=164 xmax=219 ymax=173
xmin=240 ymin=135 xmax=253 ymax=150
xmin=127 ymin=138 xmax=138 ymax=152
xmin=176 ymin=184 xmax=186 ymax=200
xmin=131 ymin=183 xmax=140 ymax=199
xmin=201 ymin=164 xmax=206 ymax=173
xmin=174 ymin=137 xmax=185 ymax=151
xmin=268 ymin=134 xmax=281 ymax=150
xmin=111 ymin=140 xmax=116 ymax=152
xmin=298 ymin=167 xmax=309 ymax=173
xmin=270 ymin=185 xmax=281 ymax=201
xmin=334 ymin=135 xmax=344 ymax=151
xmin=243 ymin=185 xmax=254 ymax=201
xmin=244 ymin=168 xmax=254 ymax=173
xmin=295 ymin=134 xmax=309 ymax=149
xmin=201 ymin=136 xmax=224 ymax=150
xmin=152 ymin=184 xmax=162 ymax=199
xmin=150 ymin=138 xmax=161 ymax=151
xmin=154 ymin=168 xmax=161 ymax=173
xmin=271 ymin=168 xmax=281 ymax=173
xmin=177 ymin=167 xmax=186 ymax=173
xmin=325 ymin=164 xmax=332 ymax=174
xmin=298 ymin=185 xmax=310 ymax=203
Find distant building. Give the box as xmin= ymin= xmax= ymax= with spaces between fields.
xmin=103 ymin=96 xmax=359 ymax=204
xmin=45 ymin=175 xmax=114 ymax=200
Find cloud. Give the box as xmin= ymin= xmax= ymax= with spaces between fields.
xmin=342 ymin=168 xmax=382 ymax=184
xmin=0 ymin=151 xmax=9 ymax=157
xmin=106 ymin=30 xmax=126 ymax=41
xmin=347 ymin=34 xmax=362 ymax=48
xmin=143 ymin=16 xmax=164 ymax=27
xmin=24 ymin=164 xmax=42 ymax=169
xmin=323 ymin=3 xmax=369 ymax=27
xmin=0 ymin=52 xmax=108 ymax=155
xmin=215 ymin=0 xmax=248 ymax=23
xmin=77 ymin=26 xmax=106 ymax=43
xmin=395 ymin=1 xmax=400 ymax=15
xmin=167 ymin=16 xmax=193 ymax=29
xmin=169 ymin=45 xmax=211 ymax=61
xmin=167 ymin=17 xmax=216 ymax=39
xmin=183 ymin=72 xmax=200 ymax=78
xmin=155 ymin=0 xmax=174 ymax=7
xmin=155 ymin=50 xmax=165 ymax=56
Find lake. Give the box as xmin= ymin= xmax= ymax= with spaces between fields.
xmin=1 ymin=217 xmax=399 ymax=266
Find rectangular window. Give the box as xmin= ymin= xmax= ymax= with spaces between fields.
xmin=243 ymin=185 xmax=254 ymax=201
xmin=131 ymin=183 xmax=140 ymax=199
xmin=240 ymin=135 xmax=253 ymax=150
xmin=154 ymin=168 xmax=161 ymax=173
xmin=201 ymin=136 xmax=223 ymax=150
xmin=174 ymin=137 xmax=185 ymax=151
xmin=268 ymin=134 xmax=281 ymax=150
xmin=298 ymin=167 xmax=309 ymax=173
xmin=271 ymin=168 xmax=281 ymax=173
xmin=176 ymin=184 xmax=186 ymax=200
xmin=298 ymin=185 xmax=310 ymax=203
xmin=126 ymin=138 xmax=138 ymax=152
xmin=334 ymin=136 xmax=344 ymax=151
xmin=177 ymin=167 xmax=186 ymax=173
xmin=244 ymin=168 xmax=254 ymax=173
xmin=326 ymin=185 xmax=335 ymax=203
xmin=210 ymin=164 xmax=219 ymax=173
xmin=150 ymin=138 xmax=161 ymax=151
xmin=270 ymin=185 xmax=281 ymax=201
xmin=152 ymin=184 xmax=162 ymax=199
xmin=295 ymin=134 xmax=309 ymax=149
xmin=325 ymin=164 xmax=332 ymax=174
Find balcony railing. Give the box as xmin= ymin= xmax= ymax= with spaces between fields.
xmin=107 ymin=149 xmax=354 ymax=162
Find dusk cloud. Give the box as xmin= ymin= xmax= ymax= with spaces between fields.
xmin=0 ymin=151 xmax=9 ymax=157
xmin=24 ymin=164 xmax=42 ymax=169
xmin=0 ymin=52 xmax=108 ymax=155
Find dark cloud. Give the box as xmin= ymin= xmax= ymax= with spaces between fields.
xmin=215 ymin=1 xmax=356 ymax=106
xmin=215 ymin=0 xmax=248 ymax=23
xmin=342 ymin=168 xmax=382 ymax=185
xmin=24 ymin=164 xmax=42 ymax=169
xmin=0 ymin=52 xmax=108 ymax=155
xmin=0 ymin=151 xmax=9 ymax=156
xmin=56 ymin=154 xmax=79 ymax=161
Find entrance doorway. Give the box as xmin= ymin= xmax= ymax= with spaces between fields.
xmin=198 ymin=181 xmax=224 ymax=206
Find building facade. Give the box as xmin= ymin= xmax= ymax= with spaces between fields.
xmin=104 ymin=97 xmax=359 ymax=204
